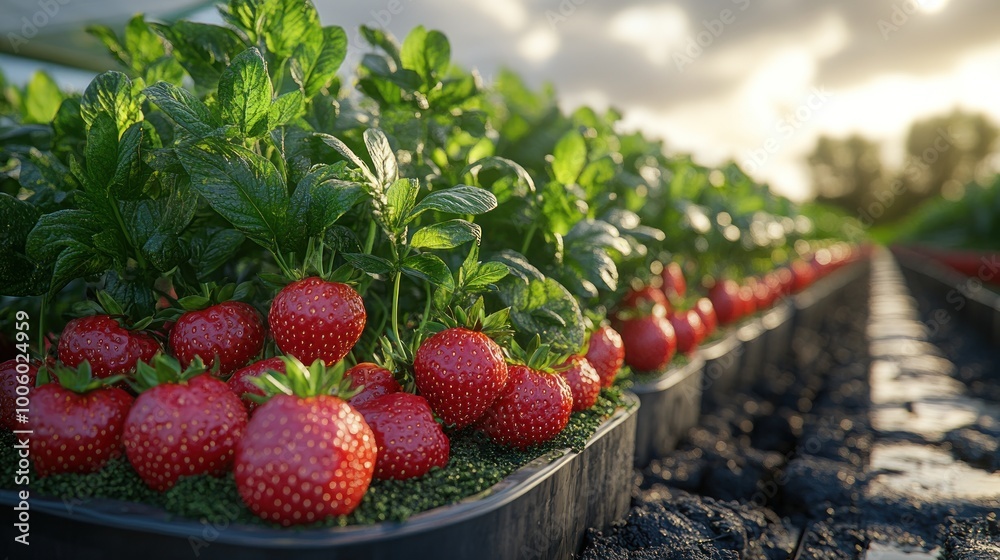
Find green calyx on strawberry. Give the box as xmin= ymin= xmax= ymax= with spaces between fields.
xmin=476 ymin=336 xmax=574 ymax=449
xmin=59 ymin=291 xmax=161 ymax=380
xmin=227 ymin=357 xmax=287 ymax=414
xmin=246 ymin=356 xmax=358 ymax=404
xmin=123 ymin=355 xmax=248 ymax=492
xmin=30 ymin=361 xmax=135 ymax=477
xmin=164 ymin=282 xmax=264 ymax=377
xmin=234 ymin=355 xmax=376 ymax=525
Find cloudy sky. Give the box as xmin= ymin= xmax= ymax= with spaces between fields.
xmin=3 ymin=0 xmax=1000 ymax=200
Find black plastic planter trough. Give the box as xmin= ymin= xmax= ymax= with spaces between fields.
xmin=793 ymin=260 xmax=870 ymax=333
xmin=0 ymin=396 xmax=638 ymax=560
xmin=894 ymin=249 xmax=1000 ymax=348
xmin=629 ymin=358 xmax=704 ymax=467
xmin=699 ymin=330 xmax=745 ymax=410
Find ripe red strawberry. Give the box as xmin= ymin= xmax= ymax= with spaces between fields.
xmin=346 ymin=362 xmax=401 ymax=407
xmin=169 ymin=301 xmax=265 ymax=377
xmin=58 ymin=315 xmax=160 ymax=379
xmin=478 ymin=364 xmax=573 ymax=449
xmin=268 ymin=277 xmax=366 ymax=366
xmin=354 ymin=393 xmax=449 ymax=480
xmin=1 ymin=359 xmax=37 ymax=431
xmin=227 ymin=357 xmax=286 ymax=413
xmin=559 ymin=355 xmax=601 ymax=411
xmin=234 ymin=357 xmax=376 ymax=525
xmin=30 ymin=363 xmax=133 ymax=477
xmin=123 ymin=356 xmax=248 ymax=491
xmin=619 ymin=285 xmax=670 ymax=313
xmin=708 ymin=279 xmax=740 ymax=325
xmin=670 ymin=310 xmax=705 ymax=355
xmin=738 ymin=284 xmax=756 ymax=317
xmin=775 ymin=266 xmax=795 ymax=296
xmin=585 ymin=326 xmax=625 ymax=387
xmin=791 ymin=259 xmax=816 ymax=293
xmin=412 ymin=328 xmax=508 ymax=428
xmin=660 ymin=262 xmax=687 ymax=298
xmin=619 ymin=315 xmax=676 ymax=372
xmin=694 ymin=297 xmax=718 ymax=335
xmin=763 ymin=273 xmax=783 ymax=305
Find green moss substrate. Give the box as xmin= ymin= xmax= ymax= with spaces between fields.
xmin=0 ymin=388 xmax=627 ymax=528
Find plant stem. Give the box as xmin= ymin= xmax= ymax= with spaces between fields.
xmin=363 ymin=218 xmax=378 ymax=254
xmin=521 ymin=223 xmax=538 ymax=255
xmin=391 ymin=271 xmax=402 ymax=347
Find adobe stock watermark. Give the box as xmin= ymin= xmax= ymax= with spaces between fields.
xmin=845 ymin=126 xmax=955 ymax=238
xmin=877 ymin=0 xmax=939 ymax=41
xmin=7 ymin=0 xmax=73 ymax=54
xmin=741 ymin=87 xmax=832 ymax=175
xmin=673 ymin=0 xmax=751 ymax=72
xmin=350 ymin=0 xmax=417 ymax=55
xmin=546 ymin=0 xmax=592 ymax=29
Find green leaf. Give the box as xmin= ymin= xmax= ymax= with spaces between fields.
xmin=23 ymin=72 xmax=63 ymax=124
xmin=464 ymin=261 xmax=510 ymax=291
xmin=293 ymin=25 xmax=348 ymax=98
xmin=316 ymin=133 xmax=378 ymax=186
xmin=50 ymin=242 xmax=111 ymax=296
xmin=188 ymin=228 xmax=246 ymax=280
xmin=261 ymin=0 xmax=321 ymax=59
xmin=289 ymin=165 xmax=366 ymax=241
xmin=409 ymin=185 xmax=497 ymax=219
xmin=552 ymin=130 xmax=587 ymax=184
xmin=401 ymin=253 xmax=454 ymax=288
xmin=122 ymin=175 xmax=197 ymax=271
xmin=151 ymin=22 xmax=247 ymax=90
xmin=384 ymin=178 xmax=420 ymax=231
xmin=492 ymin=249 xmax=545 ymax=282
xmin=219 ymin=47 xmax=273 ymax=137
xmin=364 ymin=128 xmax=397 ymax=187
xmin=462 ymin=156 xmax=536 ymax=203
xmin=360 ymin=26 xmax=402 ymax=67
xmin=80 ymin=71 xmax=142 ymax=134
xmin=498 ymin=276 xmax=585 ymax=355
xmin=411 ymin=219 xmax=481 ymax=250
xmin=178 ymin=139 xmax=290 ymax=252
xmin=84 ymin=113 xmax=119 ymax=189
xmin=400 ymin=27 xmax=450 ymax=83
xmin=124 ymin=15 xmax=167 ymax=70
xmin=25 ymin=209 xmax=105 ymax=264
xmin=343 ymin=253 xmax=395 ymax=276
xmin=88 ymin=25 xmax=129 ymax=68
xmin=143 ymin=81 xmax=218 ymax=137
xmin=109 ymin=121 xmax=154 ymax=200
xmin=0 ymin=194 xmax=40 ymax=253
xmin=269 ymin=90 xmax=303 ymax=128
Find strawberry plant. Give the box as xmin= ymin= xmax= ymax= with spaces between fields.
xmin=0 ymin=0 xmax=868 ymax=534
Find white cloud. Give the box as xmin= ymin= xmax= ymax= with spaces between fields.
xmin=609 ymin=4 xmax=688 ymax=66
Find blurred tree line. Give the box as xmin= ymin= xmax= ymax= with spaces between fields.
xmin=808 ymin=109 xmax=998 ymax=225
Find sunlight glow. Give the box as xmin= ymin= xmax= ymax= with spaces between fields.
xmin=917 ymin=0 xmax=950 ymax=14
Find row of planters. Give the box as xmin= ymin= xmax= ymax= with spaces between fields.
xmin=0 ymin=1 xmax=863 ymax=558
